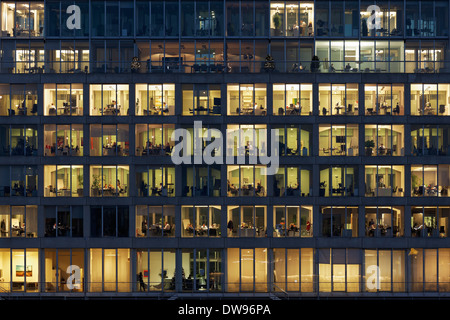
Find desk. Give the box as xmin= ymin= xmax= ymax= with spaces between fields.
xmin=240 ymin=228 xmax=256 ymax=237
xmin=104 ymin=108 xmax=119 ymax=116
xmin=241 ymin=107 xmax=255 ymax=115
xmin=287 ymin=107 xmax=301 ymax=115
xmin=377 ymin=188 xmax=391 ymax=197
xmin=366 ymin=108 xmax=376 ymax=115
xmin=334 ymin=106 xmax=345 ymax=114
xmin=190 ymin=107 xmax=211 ymax=114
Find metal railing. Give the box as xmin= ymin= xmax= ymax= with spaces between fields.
xmin=0 ymin=281 xmax=449 ymax=295
xmin=1 ymin=60 xmax=450 ymax=74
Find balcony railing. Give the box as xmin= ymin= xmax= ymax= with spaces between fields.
xmin=1 ymin=60 xmax=450 ymax=74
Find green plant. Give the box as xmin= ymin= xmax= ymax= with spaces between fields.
xmin=365 ymin=140 xmax=375 ymax=148
xmin=272 ymin=13 xmax=281 ymax=29
xmin=92 ymin=174 xmax=101 ymax=189
xmin=412 ymin=174 xmax=422 ymax=189
xmin=77 ymin=174 xmax=83 ymax=187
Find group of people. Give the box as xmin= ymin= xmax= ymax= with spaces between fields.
xmin=185 ymin=223 xmax=211 ymax=235
xmin=227 ymin=180 xmax=265 ymax=196
xmin=102 ymin=179 xmax=125 ymax=195
xmin=143 ymin=140 xmax=172 ymax=155
xmin=141 ymin=219 xmax=171 ymax=236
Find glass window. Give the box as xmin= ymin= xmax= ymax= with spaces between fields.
xmin=44 ymin=206 xmax=83 ymax=238
xmin=181 ymin=206 xmax=221 ymax=237
xmin=273 ymin=206 xmax=313 ymax=237
xmin=227 ymin=248 xmax=267 ymax=292
xmin=273 ymin=166 xmax=312 ymax=197
xmin=365 ymin=165 xmax=405 ymax=197
xmin=165 ymin=1 xmax=179 ymax=37
xmin=135 ymin=84 xmax=175 ymax=116
xmin=319 ymin=84 xmax=359 ymax=116
xmin=365 ymin=84 xmax=404 ymax=115
xmin=273 ymin=84 xmax=313 ymax=116
xmin=43 ymin=124 xmax=83 ymax=156
xmin=44 ymin=165 xmax=83 ymax=197
xmin=275 ymin=124 xmax=312 ymax=156
xmin=315 ymin=0 xmax=329 ymax=36
xmin=89 ymin=248 xmax=130 ymax=292
xmin=182 ymin=165 xmax=221 ymax=197
xmin=227 ymin=206 xmax=267 ymax=237
xmin=181 ymin=249 xmax=222 ymax=292
xmin=135 ymin=249 xmax=176 ymax=292
xmin=319 ymin=166 xmax=359 ymax=197
xmin=319 ymin=124 xmax=359 ymax=156
xmin=90 ymin=206 xmax=129 ymax=238
xmin=44 ymin=249 xmax=84 ymax=293
xmin=364 ymin=124 xmax=405 ymax=156
xmin=226 ymin=124 xmax=267 ymax=158
xmin=90 ymin=124 xmax=129 ymax=157
xmin=273 ymin=248 xmax=314 ymax=293
xmin=90 ymin=165 xmax=129 ymax=197
xmin=227 ymin=166 xmax=267 ymax=197
xmin=241 ymin=1 xmax=254 ymax=37
xmin=365 ymin=206 xmax=404 ymax=237
xmin=135 ymin=166 xmax=175 ymax=197
xmin=226 ymin=1 xmax=239 ymax=36
xmin=135 ymin=205 xmax=175 ymax=238
xmin=89 ymin=84 xmax=129 ymax=116
xmin=411 ymin=83 xmax=450 ymax=116
xmin=44 ymin=84 xmax=83 ymax=116
xmin=319 ymin=248 xmax=361 ymax=293
xmin=364 ymin=249 xmax=405 ymax=292
xmin=182 ymin=84 xmax=221 ymax=116
xmin=0 ymin=205 xmax=36 ymax=238
xmin=135 ymin=124 xmax=174 ymax=156
xmin=227 ymin=84 xmax=267 ymax=116
xmin=321 ymin=207 xmax=358 ymax=237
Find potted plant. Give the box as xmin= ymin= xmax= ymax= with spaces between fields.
xmin=365 ymin=140 xmax=375 ymax=156
xmin=272 ymin=13 xmax=281 ymax=36
xmin=91 ymin=174 xmax=101 ymax=196
xmin=411 ymin=174 xmax=422 ymax=195
xmin=77 ymin=174 xmax=83 ymax=197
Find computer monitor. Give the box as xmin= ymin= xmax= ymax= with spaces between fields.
xmin=214 ymin=98 xmax=221 ymax=106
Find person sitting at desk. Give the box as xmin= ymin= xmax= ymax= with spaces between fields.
xmin=117 ymin=180 xmax=123 ymax=193
xmin=163 ymin=221 xmax=171 ymax=232
xmin=378 ymin=143 xmax=386 ymax=154
xmin=17 ymin=100 xmax=27 ymax=115
xmin=186 ymin=223 xmax=194 ymax=233
xmin=49 ymin=103 xmax=56 ymax=114
xmin=164 ymin=142 xmax=171 ymax=154
xmin=255 ymin=183 xmax=264 ymax=196
xmin=162 ymin=102 xmax=169 ymax=113
xmin=200 ymin=223 xmax=208 ymax=234
xmin=229 ymin=184 xmax=238 ymax=196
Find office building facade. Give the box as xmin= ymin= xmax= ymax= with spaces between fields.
xmin=0 ymin=0 xmax=449 ymax=298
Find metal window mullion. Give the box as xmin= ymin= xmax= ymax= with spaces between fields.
xmin=24 ymin=248 xmax=27 ymax=291
xmin=146 ymin=249 xmax=150 ymax=290
xmin=101 ymin=205 xmax=104 ymax=238
xmin=437 ymin=248 xmax=440 ymax=292
xmin=376 ymin=250 xmax=380 ymax=292
xmin=68 ymin=205 xmax=72 ymax=238
xmin=161 ymin=249 xmax=165 ymax=291
xmin=115 ymin=205 xmax=118 ymax=237
xmin=56 ymin=248 xmax=60 ymax=292
xmin=390 ymin=250 xmax=393 ymax=292
xmin=422 ymin=248 xmax=426 ymax=292
xmin=115 ymin=248 xmax=118 ymax=291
